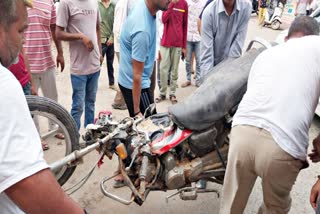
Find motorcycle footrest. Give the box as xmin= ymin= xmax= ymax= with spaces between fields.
xmin=179 ymin=189 xmax=197 ymax=200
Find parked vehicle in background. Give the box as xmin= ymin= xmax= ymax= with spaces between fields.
xmin=264 ymin=0 xmax=285 ymax=30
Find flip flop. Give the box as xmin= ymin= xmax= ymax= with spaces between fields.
xmin=113 ymin=180 xmax=126 ymax=188
xmin=169 ymin=95 xmax=178 ymax=104
xmin=54 ymin=133 xmax=65 ymax=140
xmin=155 ymin=95 xmax=166 ymax=103
xmin=41 ymin=140 xmax=50 ymax=151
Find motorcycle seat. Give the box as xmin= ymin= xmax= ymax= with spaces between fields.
xmin=169 ymin=48 xmax=265 ymax=131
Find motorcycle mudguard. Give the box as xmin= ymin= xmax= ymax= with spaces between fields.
xmin=150 ymin=128 xmax=192 ymax=155
xmin=273 ymin=17 xmax=282 ymax=23
xmin=169 ymin=47 xmax=266 ymax=131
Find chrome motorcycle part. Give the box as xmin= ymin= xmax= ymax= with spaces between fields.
xmin=166 ymin=167 xmax=186 ymax=189
xmin=166 ymin=187 xmax=219 ymax=202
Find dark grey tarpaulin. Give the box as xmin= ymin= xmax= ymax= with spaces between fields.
xmin=169 ymin=47 xmax=266 ymax=131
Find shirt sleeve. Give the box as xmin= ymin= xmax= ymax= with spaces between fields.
xmin=132 ymin=31 xmax=150 ymax=63
xmin=200 ymin=6 xmax=215 ymax=75
xmin=56 ymin=0 xmax=69 ymax=28
xmin=0 ymin=70 xmax=48 ymax=193
xmin=228 ymin=4 xmax=252 ymax=58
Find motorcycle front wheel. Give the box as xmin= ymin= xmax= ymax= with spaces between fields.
xmin=26 ymin=95 xmax=79 ymax=186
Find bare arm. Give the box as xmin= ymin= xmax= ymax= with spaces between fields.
xmin=51 ymin=24 xmax=64 ymax=72
xmin=5 ymin=169 xmax=84 ymax=214
xmin=197 ymin=18 xmax=201 ymax=34
xmin=132 ymin=59 xmax=144 ymax=115
xmin=56 ymin=26 xmax=94 ymax=52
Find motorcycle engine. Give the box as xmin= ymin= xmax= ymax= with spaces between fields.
xmin=188 ymin=128 xmax=217 ymax=157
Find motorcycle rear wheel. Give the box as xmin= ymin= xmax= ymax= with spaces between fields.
xmin=26 ymin=95 xmax=79 ymax=186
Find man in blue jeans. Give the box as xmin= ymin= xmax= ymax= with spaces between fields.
xmin=56 ymin=0 xmax=102 ymax=129
xmin=181 ymin=0 xmax=206 ymax=88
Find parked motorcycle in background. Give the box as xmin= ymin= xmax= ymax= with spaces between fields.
xmin=264 ymin=0 xmax=285 ymax=30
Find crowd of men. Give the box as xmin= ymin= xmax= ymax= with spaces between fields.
xmin=2 ymin=0 xmax=320 ymax=213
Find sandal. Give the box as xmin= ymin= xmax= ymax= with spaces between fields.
xmin=41 ymin=140 xmax=50 ymax=151
xmin=169 ymin=95 xmax=178 ymax=104
xmin=113 ymin=180 xmax=126 ymax=188
xmin=155 ymin=95 xmax=166 ymax=103
xmin=54 ymin=133 xmax=65 ymax=140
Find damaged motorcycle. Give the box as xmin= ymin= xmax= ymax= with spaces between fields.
xmin=49 ymin=39 xmax=272 ymax=205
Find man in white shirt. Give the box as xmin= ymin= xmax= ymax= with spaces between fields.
xmin=0 ymin=0 xmax=83 ymax=213
xmin=220 ymin=16 xmax=320 ymax=214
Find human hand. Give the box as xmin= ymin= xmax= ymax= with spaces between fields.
xmin=171 ymin=0 xmax=179 ymax=4
xmin=308 ymin=135 xmax=320 ymax=162
xmin=182 ymin=48 xmax=186 ymax=56
xmin=100 ymin=55 xmax=103 ymax=65
xmin=158 ymin=51 xmax=161 ymax=60
xmin=106 ymin=40 xmax=113 ymax=46
xmin=310 ymin=179 xmax=320 ymax=209
xmin=56 ymin=53 xmax=65 ymax=72
xmin=31 ymin=84 xmax=38 ymax=96
xmin=80 ymin=34 xmax=94 ymax=52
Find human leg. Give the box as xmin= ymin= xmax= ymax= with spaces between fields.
xmin=182 ymin=42 xmax=192 ymax=88
xmin=159 ymin=46 xmax=171 ymax=98
xmin=106 ymin=44 xmax=115 ymax=87
xmin=119 ymin=84 xmax=135 ymax=117
xmin=255 ymin=130 xmax=303 ymax=214
xmin=70 ymin=74 xmax=87 ymax=130
xmin=220 ymin=125 xmax=259 ymax=214
xmin=194 ymin=41 xmax=201 ymax=86
xmin=40 ymin=68 xmax=59 ymax=130
xmin=169 ymin=47 xmax=181 ymax=97
xmin=149 ymin=62 xmax=156 ymax=101
xmin=84 ymin=71 xmax=100 ymax=128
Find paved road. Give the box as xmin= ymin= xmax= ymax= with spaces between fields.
xmin=48 ymin=15 xmax=319 ymax=213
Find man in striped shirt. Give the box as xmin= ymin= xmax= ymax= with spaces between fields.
xmin=24 ymin=0 xmax=65 ymax=139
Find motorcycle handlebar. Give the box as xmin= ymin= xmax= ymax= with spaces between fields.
xmin=50 ymin=119 xmax=134 ymax=173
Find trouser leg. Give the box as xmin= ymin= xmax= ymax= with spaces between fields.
xmin=169 ymin=47 xmax=181 ymax=96
xmin=84 ymin=71 xmax=100 ymax=128
xmin=159 ymin=46 xmax=170 ymax=97
xmin=220 ymin=125 xmax=259 ymax=214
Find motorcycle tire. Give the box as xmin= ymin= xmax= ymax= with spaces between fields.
xmin=26 ymin=95 xmax=79 ymax=186
xmin=271 ymin=20 xmax=281 ymax=30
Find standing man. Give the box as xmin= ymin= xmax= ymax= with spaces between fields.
xmin=0 ymin=0 xmax=84 ymax=213
xmin=110 ymin=0 xmax=136 ymax=110
xmin=118 ymin=0 xmax=170 ymax=117
xmin=24 ymin=0 xmax=65 ymax=139
xmin=56 ymin=0 xmax=102 ymax=130
xmin=99 ymin=0 xmax=116 ymax=90
xmin=156 ymin=0 xmax=188 ymax=104
xmin=200 ymin=0 xmax=251 ymax=79
xmin=181 ymin=0 xmax=205 ymax=88
xmin=220 ymin=17 xmax=320 ymax=214
xmin=258 ymin=0 xmax=268 ymax=26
